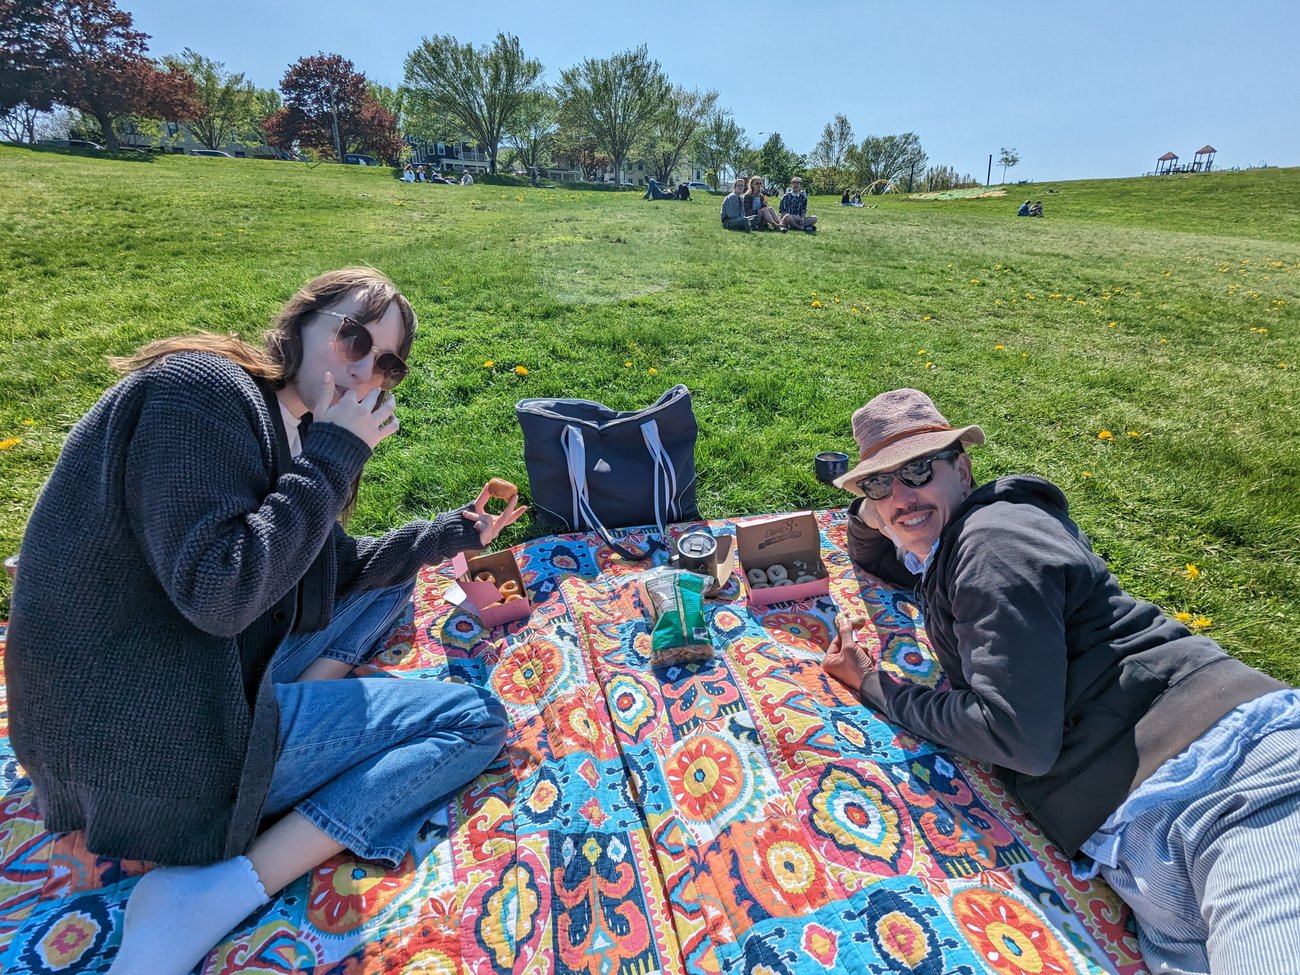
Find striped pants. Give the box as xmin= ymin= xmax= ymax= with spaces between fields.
xmin=1099 ymin=726 xmax=1300 ymax=975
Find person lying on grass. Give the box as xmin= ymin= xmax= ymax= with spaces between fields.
xmin=6 ymin=267 xmax=525 ymax=975
xmin=822 ymin=387 xmax=1299 ymax=975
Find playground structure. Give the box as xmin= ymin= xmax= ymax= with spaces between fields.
xmin=1153 ymin=145 xmax=1216 ymax=175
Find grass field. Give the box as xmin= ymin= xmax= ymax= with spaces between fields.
xmin=1 ymin=147 xmax=1297 ymax=680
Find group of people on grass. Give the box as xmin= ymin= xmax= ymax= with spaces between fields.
xmin=7 ymin=266 xmax=1299 ymax=975
xmin=401 ymin=164 xmax=474 ymax=185
xmin=1017 ymin=198 xmax=1044 ymax=216
xmin=841 ymin=189 xmax=865 ymax=206
xmin=721 ymin=175 xmax=817 ymax=232
xmin=644 ymin=178 xmax=691 ymax=200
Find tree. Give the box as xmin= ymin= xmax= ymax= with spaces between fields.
xmin=847 ymin=132 xmax=927 ymax=193
xmin=403 ymin=32 xmax=541 ymax=175
xmin=556 ymin=45 xmax=670 ymax=186
xmin=39 ymin=0 xmax=198 ymax=149
xmin=0 ymin=101 xmax=42 ymax=141
xmin=690 ymin=108 xmax=741 ymax=189
xmin=266 ymin=53 xmax=400 ymax=162
xmin=162 ymin=48 xmax=256 ymax=149
xmin=923 ymin=164 xmax=979 ymax=192
xmin=756 ymin=132 xmax=804 ymax=193
xmin=639 ymin=85 xmax=717 ymax=183
xmin=808 ymin=112 xmax=854 ymax=192
xmin=504 ymin=88 xmax=558 ymax=179
xmin=998 ymin=146 xmax=1020 ymax=183
xmin=1 ymin=0 xmax=66 ymax=114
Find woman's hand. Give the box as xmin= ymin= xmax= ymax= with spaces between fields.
xmin=822 ymin=613 xmax=876 ymax=693
xmin=313 ymin=372 xmax=399 ymax=450
xmin=462 ymin=481 xmax=528 ymax=546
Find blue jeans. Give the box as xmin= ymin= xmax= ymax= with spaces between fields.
xmin=263 ymin=582 xmax=509 ymax=866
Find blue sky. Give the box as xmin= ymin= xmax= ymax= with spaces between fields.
xmin=122 ymin=0 xmax=1299 ymax=182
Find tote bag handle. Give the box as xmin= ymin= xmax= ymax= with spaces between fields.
xmin=562 ymin=421 xmax=679 ymax=560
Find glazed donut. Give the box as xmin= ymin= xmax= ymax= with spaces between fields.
xmin=498 ymin=579 xmax=521 ymax=596
xmin=795 ymin=574 xmax=817 ymax=584
xmin=747 ymin=567 xmax=769 ymax=586
xmin=750 ymin=581 xmax=772 ymax=590
xmin=766 ymin=564 xmax=789 ymax=583
xmin=486 ymin=477 xmax=518 ymax=500
xmin=502 ymin=593 xmax=524 ymax=602
xmin=473 ymin=571 xmax=497 ymax=584
xmin=773 ymin=579 xmax=795 ymax=587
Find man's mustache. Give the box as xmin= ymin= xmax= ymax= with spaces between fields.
xmin=892 ymin=503 xmax=937 ymax=525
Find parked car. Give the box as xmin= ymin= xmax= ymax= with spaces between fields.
xmin=685 ymin=180 xmax=715 ymax=194
xmin=40 ymin=139 xmax=103 ymax=150
xmin=344 ymin=154 xmax=380 ymax=166
xmin=190 ymin=149 xmax=232 ymax=158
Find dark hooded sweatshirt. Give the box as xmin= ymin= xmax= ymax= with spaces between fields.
xmin=846 ymin=475 xmax=1283 ymax=855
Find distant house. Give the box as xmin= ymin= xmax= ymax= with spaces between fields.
xmin=407 ymin=140 xmax=493 ymax=175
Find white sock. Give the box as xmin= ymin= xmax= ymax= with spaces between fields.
xmin=106 ymin=855 xmax=270 ymax=975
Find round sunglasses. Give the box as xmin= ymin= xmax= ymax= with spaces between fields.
xmin=857 ymin=448 xmax=961 ymax=500
xmin=317 ymin=309 xmax=409 ymax=389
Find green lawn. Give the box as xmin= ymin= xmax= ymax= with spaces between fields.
xmin=1 ymin=147 xmax=1297 ymax=680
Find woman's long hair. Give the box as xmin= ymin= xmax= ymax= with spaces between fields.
xmin=111 ymin=267 xmax=417 ymax=522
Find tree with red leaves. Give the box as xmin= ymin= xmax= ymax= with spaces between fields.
xmin=29 ymin=0 xmax=198 ymax=149
xmin=0 ymin=0 xmax=67 ymax=114
xmin=265 ymin=52 xmax=401 ymax=163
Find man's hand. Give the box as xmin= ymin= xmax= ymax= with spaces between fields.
xmin=822 ymin=613 xmax=876 ymax=695
xmin=462 ymin=481 xmax=528 ymax=547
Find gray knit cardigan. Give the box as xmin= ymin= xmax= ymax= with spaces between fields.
xmin=6 ymin=351 xmax=481 ymax=864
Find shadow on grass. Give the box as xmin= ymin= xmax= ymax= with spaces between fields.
xmin=16 ymin=143 xmax=156 ymax=163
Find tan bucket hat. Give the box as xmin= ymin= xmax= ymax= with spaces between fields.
xmin=833 ymin=388 xmax=984 ymax=495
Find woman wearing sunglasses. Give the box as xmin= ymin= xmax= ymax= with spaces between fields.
xmin=7 ymin=267 xmax=523 ymax=975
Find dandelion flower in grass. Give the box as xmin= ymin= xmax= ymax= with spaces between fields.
xmin=515 ymin=365 xmax=529 ymax=376
xmin=1081 ymin=471 xmax=1092 ymax=478
xmin=0 ymin=437 xmax=20 ymax=450
xmin=1159 ymin=338 xmax=1169 ymax=344
xmin=811 ymin=291 xmax=817 ymax=297
xmin=1191 ymin=615 xmax=1213 ymax=630
xmin=1185 ymin=564 xmax=1200 ymax=581
xmin=1108 ymin=321 xmax=1117 ymax=328
xmin=483 ymin=360 xmax=494 ymax=369
xmin=21 ymin=419 xmax=34 ymax=426
xmin=1097 ymin=430 xmax=1114 ymax=441
xmin=1174 ymin=611 xmax=1193 ymax=624
xmin=850 ymin=307 xmax=860 ymax=314
xmin=810 ymin=300 xmax=822 ymax=308
xmin=648 ymin=368 xmax=658 ymax=375
xmin=1127 ymin=431 xmax=1140 ymax=437
xmin=994 ymin=344 xmax=1006 ymax=351
xmin=922 ymin=315 xmax=931 ymax=321
xmin=970 ymin=278 xmax=980 ymax=285
xmin=624 ymin=361 xmax=632 ymax=368
xmin=834 ymin=296 xmax=841 ymax=303
xmin=925 ymin=361 xmax=934 ymax=369
xmin=917 ymin=349 xmax=927 ymax=355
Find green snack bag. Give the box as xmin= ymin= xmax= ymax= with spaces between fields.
xmin=640 ymin=568 xmax=715 ymax=667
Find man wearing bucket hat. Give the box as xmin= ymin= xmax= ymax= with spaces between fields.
xmin=822 ymin=388 xmax=1300 ymax=975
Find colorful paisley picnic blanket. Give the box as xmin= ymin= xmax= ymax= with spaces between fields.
xmin=0 ymin=510 xmax=1147 ymax=975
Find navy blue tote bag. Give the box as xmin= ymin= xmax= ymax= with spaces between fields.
xmin=515 ymin=386 xmax=699 ymax=559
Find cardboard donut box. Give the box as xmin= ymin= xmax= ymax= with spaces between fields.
xmin=735 ymin=512 xmax=830 ymax=607
xmin=446 ymin=550 xmax=532 ymax=627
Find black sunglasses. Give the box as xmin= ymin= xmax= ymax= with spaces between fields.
xmin=857 ymin=449 xmax=961 ymax=500
xmin=318 ymin=310 xmax=409 ymax=390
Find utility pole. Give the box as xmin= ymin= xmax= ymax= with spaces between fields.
xmin=986 ymin=153 xmax=992 ymax=187
xmin=331 ymin=97 xmax=342 ymax=162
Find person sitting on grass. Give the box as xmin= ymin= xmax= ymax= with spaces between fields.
xmin=460 ymin=171 xmax=474 ymax=185
xmin=744 ymin=175 xmax=789 ymax=231
xmin=822 ymin=387 xmax=1300 ymax=975
xmin=852 ymin=191 xmax=863 ymax=206
xmin=676 ymin=181 xmax=691 ymax=200
xmin=779 ymin=175 xmax=817 ymax=232
xmin=1017 ymin=198 xmax=1032 ymax=216
xmin=1029 ymin=200 xmax=1043 ymax=216
xmin=721 ymin=176 xmax=759 ymax=231
xmin=841 ymin=189 xmax=852 ymax=206
xmin=6 ymin=267 xmax=524 ymax=975
xmin=401 ymin=163 xmax=415 ymax=182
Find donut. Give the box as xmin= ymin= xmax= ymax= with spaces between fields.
xmin=750 ymin=581 xmax=771 ymax=590
xmin=473 ymin=571 xmax=496 ymax=584
xmin=498 ymin=579 xmax=521 ymax=596
xmin=766 ymin=564 xmax=789 ymax=583
xmin=773 ymin=579 xmax=795 ymax=587
xmin=486 ymin=477 xmax=518 ymax=500
xmin=747 ymin=567 xmax=769 ymax=586
xmin=795 ymin=574 xmax=818 ymax=584
xmin=502 ymin=593 xmax=524 ymax=602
